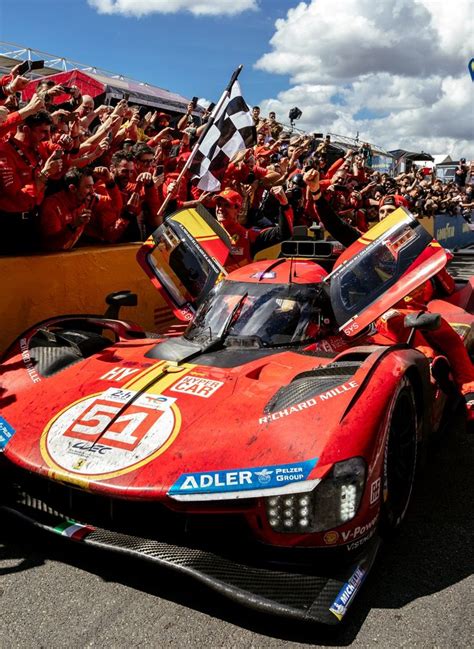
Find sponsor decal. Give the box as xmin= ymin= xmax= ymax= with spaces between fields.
xmin=170 ymin=375 xmax=223 ymax=398
xmin=0 ymin=417 xmax=16 ymax=451
xmin=380 ymin=308 xmax=400 ymax=323
xmin=329 ymin=564 xmax=368 ymax=621
xmin=341 ymin=515 xmax=378 ymax=543
xmin=100 ymin=366 xmax=140 ymax=382
xmin=20 ymin=337 xmax=41 ymax=384
xmin=53 ymin=519 xmax=94 ymax=541
xmin=259 ymin=381 xmax=358 ymax=425
xmin=436 ymin=223 xmax=455 ymax=242
xmin=346 ymin=527 xmax=377 ymax=552
xmin=370 ymin=478 xmax=381 ymax=505
xmin=314 ymin=335 xmax=347 ymax=354
xmin=41 ymin=388 xmax=180 ymax=478
xmin=168 ymin=458 xmax=318 ymax=496
xmin=250 ymin=271 xmax=276 ymax=280
xmin=324 ymin=531 xmax=339 ymax=545
xmin=343 ymin=321 xmax=360 ymax=336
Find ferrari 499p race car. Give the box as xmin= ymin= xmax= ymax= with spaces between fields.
xmin=0 ymin=207 xmax=472 ymax=624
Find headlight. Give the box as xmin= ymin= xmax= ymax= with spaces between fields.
xmin=264 ymin=457 xmax=366 ymax=533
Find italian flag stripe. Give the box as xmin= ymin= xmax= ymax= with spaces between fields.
xmin=53 ymin=520 xmax=94 ymax=540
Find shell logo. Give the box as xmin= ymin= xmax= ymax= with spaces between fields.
xmin=323 ymin=530 xmax=340 ymax=545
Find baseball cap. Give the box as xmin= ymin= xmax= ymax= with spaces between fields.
xmin=379 ymin=194 xmax=409 ymax=209
xmin=215 ymin=188 xmax=243 ymax=209
xmin=254 ymin=146 xmax=273 ymax=158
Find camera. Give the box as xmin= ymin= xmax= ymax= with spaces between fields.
xmin=288 ymin=107 xmax=302 ymax=123
xmin=287 ymin=186 xmax=303 ymax=203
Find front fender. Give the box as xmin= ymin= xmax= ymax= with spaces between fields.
xmin=1 ymin=313 xmax=146 ymax=364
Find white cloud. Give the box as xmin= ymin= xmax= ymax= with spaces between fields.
xmin=255 ymin=0 xmax=474 ymax=157
xmin=88 ymin=0 xmax=258 ymax=17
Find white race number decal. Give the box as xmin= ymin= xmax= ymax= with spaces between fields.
xmin=43 ymin=389 xmax=178 ymax=476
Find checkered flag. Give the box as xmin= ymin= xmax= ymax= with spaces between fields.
xmin=190 ymin=80 xmax=256 ymax=192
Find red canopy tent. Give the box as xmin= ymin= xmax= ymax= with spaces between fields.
xmin=22 ymin=68 xmax=200 ymax=116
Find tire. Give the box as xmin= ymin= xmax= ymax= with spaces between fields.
xmin=380 ymin=377 xmax=418 ymax=537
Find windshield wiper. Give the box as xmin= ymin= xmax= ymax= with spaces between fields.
xmin=221 ymin=292 xmax=248 ymax=339
xmin=187 ymin=292 xmax=249 ymax=353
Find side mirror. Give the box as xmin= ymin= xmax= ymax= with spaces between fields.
xmin=404 ymin=312 xmax=441 ymax=332
xmin=104 ymin=291 xmax=138 ymax=320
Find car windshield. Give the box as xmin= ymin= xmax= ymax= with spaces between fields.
xmin=184 ymin=280 xmax=326 ymax=347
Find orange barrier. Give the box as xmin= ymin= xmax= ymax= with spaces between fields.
xmin=0 ymin=244 xmax=177 ymax=354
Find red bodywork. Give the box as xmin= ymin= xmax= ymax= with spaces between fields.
xmin=0 ymin=208 xmax=472 ymax=623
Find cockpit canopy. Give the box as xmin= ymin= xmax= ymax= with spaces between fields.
xmin=184 ymin=278 xmax=331 ymax=348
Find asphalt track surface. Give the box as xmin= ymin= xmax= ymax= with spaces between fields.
xmin=1 ymin=414 xmax=473 ymax=649
xmin=1 ymin=250 xmax=473 ymax=649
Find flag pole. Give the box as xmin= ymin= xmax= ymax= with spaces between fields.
xmin=157 ymin=65 xmax=244 ymax=218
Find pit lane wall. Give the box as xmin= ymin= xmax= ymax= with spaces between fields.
xmin=0 ymin=244 xmax=177 ymax=355
xmin=432 ymin=213 xmax=474 ymax=250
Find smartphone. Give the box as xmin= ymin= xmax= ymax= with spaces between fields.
xmin=208 ymin=102 xmax=216 ymax=112
xmin=61 ymin=86 xmax=75 ymax=94
xmin=123 ymin=92 xmax=130 ymax=102
xmin=155 ymin=165 xmax=164 ymax=175
xmin=17 ymin=59 xmax=44 ymax=75
xmin=191 ymin=96 xmax=198 ymax=109
xmin=52 ymin=149 xmax=63 ymax=160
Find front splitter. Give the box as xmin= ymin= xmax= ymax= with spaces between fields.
xmin=1 ymin=502 xmax=380 ymax=625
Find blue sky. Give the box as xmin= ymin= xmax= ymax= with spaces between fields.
xmin=0 ymin=0 xmax=290 ymax=105
xmin=0 ymin=0 xmax=472 ymax=156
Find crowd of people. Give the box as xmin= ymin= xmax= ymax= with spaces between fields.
xmin=0 ymin=64 xmax=473 ymax=259
xmin=0 ymin=64 xmax=473 ymax=420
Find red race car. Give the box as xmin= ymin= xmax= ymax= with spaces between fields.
xmin=0 ymin=207 xmax=472 ymax=624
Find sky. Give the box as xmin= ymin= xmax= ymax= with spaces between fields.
xmin=0 ymin=0 xmax=473 ymax=157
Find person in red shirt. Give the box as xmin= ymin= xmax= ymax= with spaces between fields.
xmin=85 ymin=166 xmax=126 ymax=244
xmin=0 ymin=110 xmax=63 ymax=254
xmin=0 ymin=94 xmax=45 ymax=140
xmin=215 ymin=187 xmax=293 ymax=271
xmin=0 ymin=67 xmax=29 ymax=105
xmin=130 ymin=142 xmax=161 ymax=233
xmin=39 ymin=166 xmax=94 ymax=251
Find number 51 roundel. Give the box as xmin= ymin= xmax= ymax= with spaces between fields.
xmin=41 ymin=388 xmax=180 ymax=479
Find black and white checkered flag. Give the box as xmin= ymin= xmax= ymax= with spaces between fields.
xmin=190 ymin=80 xmax=256 ymax=192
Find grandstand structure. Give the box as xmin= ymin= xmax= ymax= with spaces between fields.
xmin=0 ymin=41 xmax=200 ymax=115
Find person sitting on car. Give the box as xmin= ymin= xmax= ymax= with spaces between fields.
xmin=214 ymin=187 xmax=293 ymax=271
